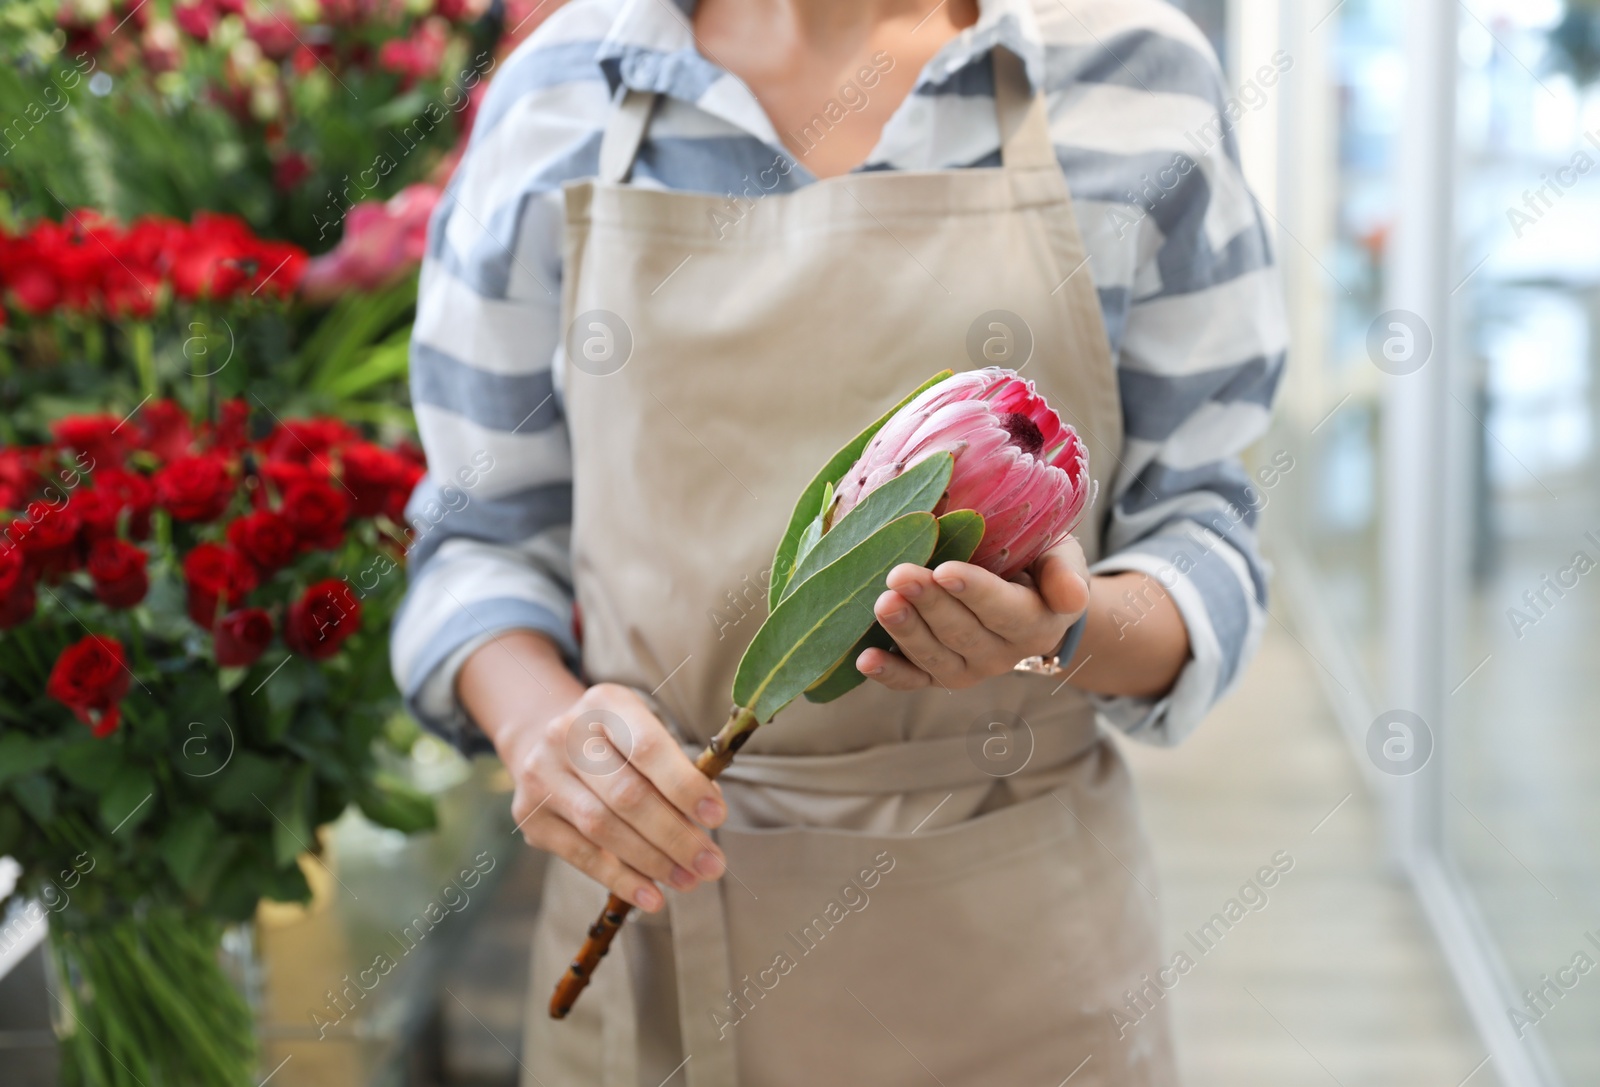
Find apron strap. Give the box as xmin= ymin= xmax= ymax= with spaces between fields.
xmin=599 ymin=87 xmax=659 ymax=184
xmin=668 ymin=880 xmax=741 ymax=1087
xmin=994 ymin=47 xmax=1056 ymax=170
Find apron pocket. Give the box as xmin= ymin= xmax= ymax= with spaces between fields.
xmin=709 ymin=742 xmax=1177 ymax=1087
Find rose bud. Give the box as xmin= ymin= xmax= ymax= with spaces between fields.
xmin=829 ymin=368 xmax=1093 ymax=579
xmin=91 ymin=468 xmax=156 ymax=539
xmin=285 ymin=579 xmax=361 ymax=660
xmin=15 ymin=501 xmax=82 ymax=579
xmin=47 ymin=634 xmax=132 ymax=737
xmin=280 ymin=479 xmax=349 ymax=551
xmin=87 ymin=537 xmax=150 ymax=608
xmin=215 ymin=608 xmax=274 ymax=667
xmin=183 ymin=542 xmax=260 ymax=628
xmin=227 ymin=510 xmax=299 ymax=574
xmin=155 ymin=454 xmax=235 ymax=522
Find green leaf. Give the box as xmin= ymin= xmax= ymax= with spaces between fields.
xmin=100 ymin=766 xmax=156 ymax=835
xmin=57 ymin=738 xmax=123 ymax=791
xmin=160 ymin=811 xmax=221 ymax=893
xmin=768 ymin=370 xmax=953 ymax=611
xmin=207 ymin=752 xmax=283 ymax=815
xmin=10 ymin=774 xmax=54 ymax=824
xmin=356 ymin=774 xmax=438 ymax=835
xmin=801 ymin=510 xmax=987 ymax=707
xmin=803 ymin=624 xmax=894 ymax=704
xmin=270 ymin=767 xmax=315 ymax=868
xmin=792 ymin=481 xmax=831 ymax=574
xmin=930 ymin=509 xmax=986 ymax=567
xmin=0 ymin=732 xmax=54 ymax=788
xmin=0 ymin=804 xmax=23 ymax=856
xmin=217 ymin=666 xmax=248 ymax=695
xmin=781 ymin=453 xmax=953 ymax=603
xmin=735 ymin=512 xmax=938 ymax=722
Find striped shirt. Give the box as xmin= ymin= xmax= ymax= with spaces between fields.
xmin=391 ymin=0 xmax=1288 ymax=753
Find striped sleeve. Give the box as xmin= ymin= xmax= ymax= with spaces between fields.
xmin=388 ymin=11 xmax=616 ymax=751
xmin=1047 ymin=1 xmax=1289 ymax=745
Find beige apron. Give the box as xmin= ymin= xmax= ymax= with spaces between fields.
xmin=524 ymin=49 xmax=1176 ymax=1087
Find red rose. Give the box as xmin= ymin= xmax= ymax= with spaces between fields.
xmin=137 ymin=400 xmax=195 ymax=463
xmin=90 ymin=468 xmax=156 ymax=539
xmin=286 ymin=579 xmax=361 ymax=659
xmin=259 ymin=418 xmax=359 ymax=465
xmin=183 ymin=542 xmax=259 ymax=627
xmin=255 ymin=459 xmax=326 ymax=506
xmin=46 ymin=634 xmax=131 ymax=737
xmin=340 ymin=442 xmax=405 ymax=518
xmin=0 ymin=448 xmax=42 ymax=511
xmin=210 ymin=400 xmax=251 ymax=453
xmin=215 ymin=607 xmax=274 ymax=667
xmin=281 ymin=480 xmax=349 ymax=551
xmin=155 ymin=455 xmax=235 ymax=522
xmin=88 ymin=538 xmax=149 ymax=608
xmin=14 ymin=501 xmax=81 ymax=577
xmin=74 ymin=489 xmax=121 ymax=547
xmin=52 ymin=415 xmax=127 ymax=467
xmin=387 ymin=460 xmax=425 ymax=522
xmin=226 ymin=510 xmax=299 ymax=574
xmin=0 ymin=546 xmax=35 ymax=628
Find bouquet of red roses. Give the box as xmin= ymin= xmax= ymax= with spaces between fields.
xmin=0 ymin=398 xmax=434 ymax=1086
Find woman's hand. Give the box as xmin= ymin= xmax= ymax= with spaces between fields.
xmin=861 ymin=536 xmax=1092 ymax=690
xmin=457 ymin=632 xmax=728 ymax=914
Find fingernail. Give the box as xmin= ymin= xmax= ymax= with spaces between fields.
xmin=941 ymin=575 xmax=966 ymax=593
xmin=696 ymin=798 xmax=725 ymax=826
xmin=694 ymin=851 xmax=725 ymax=879
xmin=668 ymin=866 xmax=697 ymax=891
xmin=884 ymin=609 xmax=907 ymax=625
xmin=863 ymin=664 xmax=884 ymax=676
xmin=899 ymin=581 xmax=922 ymax=599
xmin=636 ymin=885 xmax=664 ymax=911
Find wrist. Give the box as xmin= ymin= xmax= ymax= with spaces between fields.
xmin=457 ymin=629 xmax=585 ymax=757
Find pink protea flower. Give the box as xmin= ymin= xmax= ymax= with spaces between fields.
xmin=831 ymin=368 xmax=1093 ymax=579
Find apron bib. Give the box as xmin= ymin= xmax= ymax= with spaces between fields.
xmin=523 ymin=49 xmax=1177 ymax=1087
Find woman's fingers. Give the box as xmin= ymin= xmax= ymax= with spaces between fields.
xmin=1030 ymin=537 xmax=1092 ymax=618
xmin=506 ymin=682 xmax=729 ymax=907
xmin=581 ymin=761 xmax=726 ymax=884
xmin=605 ymin=690 xmax=727 ymax=828
xmin=558 ymin=778 xmax=694 ymax=889
xmin=885 ymin=564 xmax=1011 ymax=662
xmin=930 ymin=561 xmax=1054 ymax=646
xmin=857 ymin=644 xmax=932 ymax=689
xmin=526 ymin=812 xmax=667 ymax=913
xmin=874 ymin=587 xmax=970 ymax=685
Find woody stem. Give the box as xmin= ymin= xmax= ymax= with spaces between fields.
xmin=548 ymin=705 xmax=761 ymax=1020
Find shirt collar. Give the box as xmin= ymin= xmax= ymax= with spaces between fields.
xmin=595 ymin=0 xmax=1048 ymax=102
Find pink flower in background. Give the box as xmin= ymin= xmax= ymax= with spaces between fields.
xmin=379 ymin=17 xmax=449 ymax=83
xmin=246 ymin=14 xmax=301 ymax=61
xmin=173 ymin=1 xmax=218 ymax=42
xmin=830 ymin=368 xmax=1093 ymax=580
xmin=299 ymin=184 xmax=440 ymax=301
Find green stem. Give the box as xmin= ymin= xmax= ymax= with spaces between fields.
xmin=127 ymin=322 xmax=156 ymax=401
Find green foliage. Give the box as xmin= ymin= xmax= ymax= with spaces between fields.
xmin=768 ymin=370 xmax=954 ymax=610
xmin=802 ymin=509 xmax=985 ymax=705
xmin=735 ymin=512 xmax=938 ymax=722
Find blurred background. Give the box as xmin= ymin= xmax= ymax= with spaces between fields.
xmin=2 ymin=0 xmax=1598 ymax=1085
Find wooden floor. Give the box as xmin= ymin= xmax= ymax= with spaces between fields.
xmin=1118 ymin=626 xmax=1495 ymax=1087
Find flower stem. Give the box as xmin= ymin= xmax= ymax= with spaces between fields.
xmin=549 ymin=704 xmax=763 ymax=1020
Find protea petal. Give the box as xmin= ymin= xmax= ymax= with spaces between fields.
xmin=830 ymin=367 xmax=1091 ymax=576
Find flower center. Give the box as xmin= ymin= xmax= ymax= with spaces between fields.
xmin=998 ymin=412 xmax=1045 ymax=456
